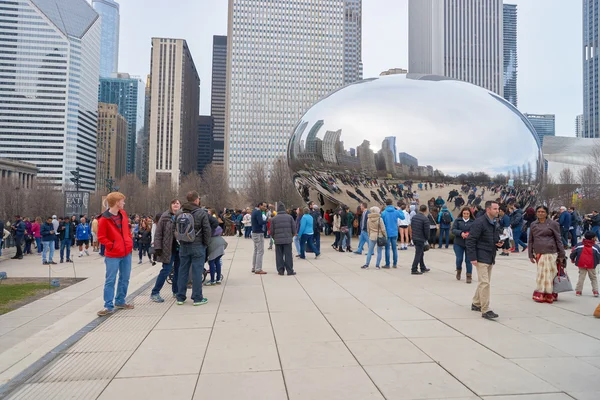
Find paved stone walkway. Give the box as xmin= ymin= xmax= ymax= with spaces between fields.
xmin=2 ymin=236 xmax=600 ymax=399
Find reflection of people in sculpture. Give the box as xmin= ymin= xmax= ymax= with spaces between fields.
xmin=370 ymin=191 xmax=383 ymax=205
xmin=355 ymin=188 xmax=370 ymax=202
xmin=345 ymin=190 xmax=362 ymax=204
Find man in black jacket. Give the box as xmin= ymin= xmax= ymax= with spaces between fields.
xmin=466 ymin=200 xmax=503 ymax=320
xmin=176 ymin=191 xmax=212 ymax=306
xmin=410 ymin=205 xmax=431 ymax=275
xmin=270 ymin=203 xmax=297 ymax=275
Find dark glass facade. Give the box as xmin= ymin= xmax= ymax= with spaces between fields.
xmin=198 ymin=116 xmax=214 ymax=174
xmin=211 ymin=36 xmax=227 ymax=167
xmin=503 ymin=4 xmax=518 ymax=107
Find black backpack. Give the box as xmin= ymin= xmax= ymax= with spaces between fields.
xmin=441 ymin=211 xmax=452 ymax=224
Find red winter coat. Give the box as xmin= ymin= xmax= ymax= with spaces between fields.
xmin=97 ymin=209 xmax=133 ymax=258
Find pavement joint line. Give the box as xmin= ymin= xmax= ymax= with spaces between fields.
xmin=0 ymin=272 xmax=158 ymax=399
xmin=192 ymin=236 xmax=240 ymax=400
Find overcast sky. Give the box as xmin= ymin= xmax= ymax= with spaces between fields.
xmin=117 ymin=0 xmax=582 ymax=137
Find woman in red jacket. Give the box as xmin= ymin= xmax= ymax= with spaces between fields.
xmin=96 ymin=192 xmax=134 ymax=317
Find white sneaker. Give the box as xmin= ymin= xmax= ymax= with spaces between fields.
xmin=85 ymin=250 xmax=89 ymax=256
xmin=79 ymin=252 xmax=83 ymax=257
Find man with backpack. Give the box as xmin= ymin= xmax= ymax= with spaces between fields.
xmin=175 ymin=191 xmax=212 ymax=306
xmin=437 ymin=206 xmax=454 ymax=249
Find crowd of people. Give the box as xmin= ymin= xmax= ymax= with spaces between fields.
xmin=3 ymin=180 xmax=600 ymax=320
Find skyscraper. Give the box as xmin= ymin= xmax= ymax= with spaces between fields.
xmin=383 ymin=136 xmax=397 ymax=163
xmin=148 ymin=38 xmax=200 ymax=188
xmin=98 ymin=74 xmax=144 ymax=175
xmin=584 ymin=0 xmax=599 ymax=138
xmin=408 ymin=0 xmax=504 ymax=96
xmin=503 ymin=4 xmax=518 ymax=107
xmin=92 ymin=0 xmax=120 ymax=77
xmin=197 ymin=116 xmax=214 ymax=174
xmin=0 ymin=0 xmax=101 ymax=191
xmin=524 ymin=113 xmax=555 ymax=147
xmin=344 ymin=0 xmax=363 ymax=85
xmin=576 ymin=114 xmax=584 ymax=138
xmin=136 ymin=75 xmax=151 ymax=184
xmin=226 ymin=0 xmax=351 ymax=188
xmin=211 ymin=36 xmax=227 ymax=167
xmin=96 ymin=103 xmax=127 ymax=190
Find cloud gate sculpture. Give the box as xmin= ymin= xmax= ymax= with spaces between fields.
xmin=287 ymin=74 xmax=543 ymax=210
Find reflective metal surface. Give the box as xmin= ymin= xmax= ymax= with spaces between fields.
xmin=288 ymin=74 xmax=542 ymax=208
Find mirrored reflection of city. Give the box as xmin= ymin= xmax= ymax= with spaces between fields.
xmin=288 ymin=74 xmax=543 ymax=210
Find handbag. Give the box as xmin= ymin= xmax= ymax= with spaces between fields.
xmin=553 ymin=264 xmax=573 ymax=293
xmin=340 ymin=226 xmax=349 ymax=234
xmin=376 ymin=222 xmax=387 ymax=247
xmin=423 ymin=241 xmax=430 ymax=252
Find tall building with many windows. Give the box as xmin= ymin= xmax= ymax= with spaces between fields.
xmin=344 ymin=0 xmax=363 ymax=85
xmin=226 ymin=0 xmax=350 ymax=188
xmin=197 ymin=116 xmax=214 ymax=174
xmin=503 ymin=3 xmax=518 ymax=107
xmin=576 ymin=114 xmax=584 ymax=138
xmin=96 ymin=103 xmax=127 ymax=190
xmin=92 ymin=0 xmax=119 ymax=77
xmin=148 ymin=38 xmax=200 ymax=188
xmin=136 ymin=75 xmax=151 ymax=184
xmin=98 ymin=73 xmax=144 ymax=175
xmin=211 ymin=36 xmax=227 ymax=167
xmin=584 ymin=0 xmax=600 ymax=138
xmin=0 ymin=0 xmax=101 ymax=190
xmin=524 ymin=113 xmax=555 ymax=147
xmin=408 ymin=0 xmax=503 ymax=96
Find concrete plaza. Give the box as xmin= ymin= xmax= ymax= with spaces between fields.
xmin=1 ymin=235 xmax=600 ymax=399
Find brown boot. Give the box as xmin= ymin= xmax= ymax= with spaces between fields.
xmin=456 ymin=270 xmax=461 ymax=281
xmin=466 ymin=273 xmax=472 ymax=284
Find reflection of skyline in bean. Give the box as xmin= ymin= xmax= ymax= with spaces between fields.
xmin=288 ymin=74 xmax=542 ymax=208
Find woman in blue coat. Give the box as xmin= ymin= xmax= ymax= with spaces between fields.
xmin=451 ymin=207 xmax=475 ymax=283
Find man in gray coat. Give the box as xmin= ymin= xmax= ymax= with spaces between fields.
xmin=270 ymin=203 xmax=297 ymax=275
xmin=411 ymin=205 xmax=431 ymax=275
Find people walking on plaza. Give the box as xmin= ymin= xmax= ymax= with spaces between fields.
xmin=361 ymin=206 xmax=386 ymax=269
xmin=338 ymin=206 xmax=350 ymax=252
xmin=91 ymin=216 xmax=99 ymax=252
xmin=175 ymin=191 xmax=212 ymax=305
xmin=310 ymin=204 xmax=322 ymax=253
xmin=586 ymin=210 xmax=600 ymax=239
xmin=332 ymin=208 xmax=342 ymax=251
xmin=11 ymin=215 xmax=26 ymax=260
xmin=242 ymin=208 xmax=252 ymax=238
xmin=40 ymin=216 xmax=56 ymax=265
xmin=97 ymin=192 xmax=134 ymax=316
xmin=398 ymin=203 xmax=410 ymax=250
xmin=76 ymin=217 xmax=91 ymax=257
xmin=294 ymin=207 xmax=303 ymax=256
xmin=509 ymin=204 xmax=526 ymax=253
xmin=150 ymin=199 xmax=181 ymax=303
xmin=467 ymin=200 xmax=502 ymax=319
xmin=454 ymin=194 xmax=465 ymax=211
xmin=58 ymin=216 xmax=75 ymax=263
xmin=31 ymin=217 xmax=41 ymax=255
xmin=136 ymin=219 xmax=152 ymax=264
xmin=528 ymin=205 xmax=565 ymax=303
xmin=1 ymin=225 xmax=9 ymax=257
xmin=557 ymin=206 xmax=572 ymax=249
xmin=23 ymin=217 xmax=33 ymax=255
xmin=437 ymin=205 xmax=454 ymax=249
xmin=251 ymin=202 xmax=267 ymax=274
xmin=498 ymin=206 xmax=512 ymax=256
xmin=452 ymin=207 xmax=475 ymax=283
xmin=206 ymin=222 xmax=228 ymax=285
xmin=569 ymin=207 xmax=582 ymax=248
xmin=427 ymin=208 xmax=438 ymax=249
xmin=270 ymin=203 xmax=297 ymax=275
xmin=570 ymin=231 xmax=600 ymax=297
xmin=381 ymin=199 xmax=405 ymax=268
xmin=298 ymin=207 xmax=321 ymax=260
xmin=354 ymin=203 xmax=370 ymax=255
xmin=410 ymin=205 xmax=431 ymax=275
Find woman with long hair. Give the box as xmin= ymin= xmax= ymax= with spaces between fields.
xmin=452 ymin=207 xmax=475 ymax=283
xmin=32 ymin=217 xmax=42 ymax=255
xmin=137 ymin=220 xmax=153 ymax=264
xmin=294 ymin=207 xmax=304 ymax=256
xmin=528 ymin=205 xmax=565 ymax=303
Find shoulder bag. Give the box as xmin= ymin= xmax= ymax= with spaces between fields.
xmin=376 ymin=221 xmax=387 ymax=247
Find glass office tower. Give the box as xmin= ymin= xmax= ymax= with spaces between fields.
xmin=92 ymin=0 xmax=120 ymax=77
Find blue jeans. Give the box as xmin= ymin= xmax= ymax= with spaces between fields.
xmin=356 ymin=231 xmax=369 ymax=254
xmin=512 ymin=226 xmax=526 ymax=251
xmin=313 ymin=231 xmax=321 ymax=253
xmin=60 ymin=239 xmax=71 ymax=261
xmin=42 ymin=240 xmax=54 ymax=263
xmin=365 ymin=239 xmax=383 ymax=267
xmin=177 ymin=243 xmax=206 ymax=302
xmin=300 ymin=234 xmax=320 ymax=258
xmin=151 ymin=251 xmax=179 ymax=296
xmin=294 ymin=235 xmax=301 ymax=254
xmin=208 ymin=255 xmax=222 ymax=283
xmin=385 ymin=236 xmax=398 ymax=266
xmin=244 ymin=226 xmax=252 ymax=238
xmin=103 ymin=253 xmax=132 ymax=310
xmin=138 ymin=243 xmax=151 ymax=261
xmin=453 ymin=244 xmax=472 ymax=274
xmin=439 ymin=227 xmax=450 ymax=248
xmin=35 ymin=237 xmax=42 ymax=253
xmin=593 ymin=226 xmax=600 ymax=240
xmin=100 ymin=244 xmax=105 ymax=256
xmin=560 ymin=228 xmax=569 ymax=248
xmin=347 ymin=226 xmax=353 ymax=248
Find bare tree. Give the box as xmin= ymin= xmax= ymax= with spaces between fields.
xmin=200 ymin=164 xmax=230 ymax=211
xmin=245 ymin=162 xmax=269 ymax=206
xmin=578 ymin=165 xmax=599 ymax=200
xmin=559 ymin=168 xmax=576 ymax=185
xmin=268 ymin=157 xmax=302 ymax=209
